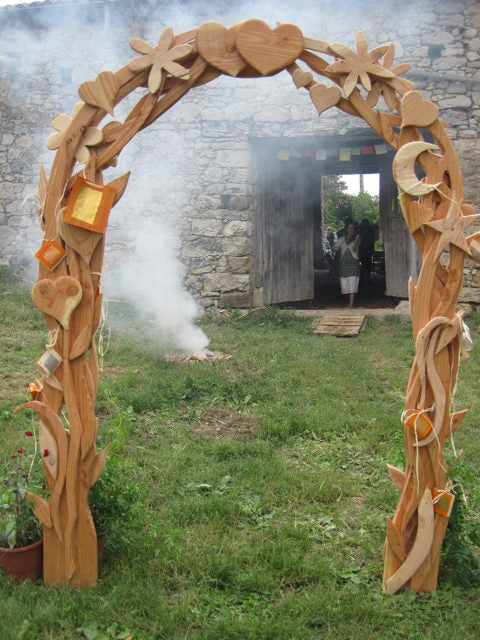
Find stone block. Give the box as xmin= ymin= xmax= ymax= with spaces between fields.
xmin=190 ymin=256 xmax=215 ymax=275
xmin=432 ymin=56 xmax=466 ymax=70
xmin=253 ymin=106 xmax=291 ymax=122
xmin=182 ymin=237 xmax=223 ymax=258
xmin=423 ymin=32 xmax=454 ymax=45
xmin=227 ymin=256 xmax=250 ymax=273
xmin=438 ymin=95 xmax=472 ymax=109
xmin=229 ymin=195 xmax=250 ymax=211
xmin=224 ymin=102 xmax=258 ymax=120
xmin=221 ymin=236 xmax=250 ymax=256
xmin=459 ymin=287 xmax=480 ymax=303
xmin=16 ymin=135 xmax=34 ymax=148
xmin=222 ymin=220 xmax=249 ymax=237
xmin=469 ymin=268 xmax=480 ymax=287
xmin=0 ymin=225 xmax=14 ymax=249
xmin=203 ymin=273 xmax=250 ymax=293
xmin=219 ymin=291 xmax=251 ymax=308
xmin=394 ymin=300 xmax=411 ymax=322
xmin=191 ymin=218 xmax=222 ymax=237
xmin=199 ymin=107 xmax=223 ymax=120
xmin=194 ymin=195 xmax=222 ymax=212
xmin=440 ymin=109 xmax=469 ymax=126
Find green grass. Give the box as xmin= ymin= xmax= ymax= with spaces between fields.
xmin=0 ymin=265 xmax=479 ymax=640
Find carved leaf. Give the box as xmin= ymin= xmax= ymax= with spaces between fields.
xmin=89 ymin=448 xmax=108 ymax=487
xmin=69 ymin=325 xmax=93 ymax=360
xmin=26 ymin=492 xmax=52 ymax=528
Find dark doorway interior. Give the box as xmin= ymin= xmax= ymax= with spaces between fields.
xmin=252 ymin=132 xmax=420 ymax=309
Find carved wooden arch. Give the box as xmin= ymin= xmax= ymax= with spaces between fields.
xmin=22 ymin=20 xmax=479 ymax=589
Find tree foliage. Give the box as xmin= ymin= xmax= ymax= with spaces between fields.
xmin=322 ymin=175 xmax=379 ymax=230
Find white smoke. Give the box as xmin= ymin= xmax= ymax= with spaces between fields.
xmin=106 ymin=220 xmax=210 ymax=354
xmin=0 ymin=0 xmax=427 ymax=354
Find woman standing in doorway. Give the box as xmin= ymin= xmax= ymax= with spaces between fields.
xmin=334 ymin=222 xmax=361 ymax=308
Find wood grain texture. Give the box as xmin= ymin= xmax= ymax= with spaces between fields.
xmin=292 ymin=68 xmax=313 ymax=88
xmin=309 ymin=83 xmax=341 ymax=115
xmin=384 ymin=489 xmax=434 ymax=594
xmin=401 ymin=90 xmax=439 ymax=128
xmin=79 ymin=71 xmax=121 ymax=115
xmin=236 ymin=20 xmax=304 ymax=75
xmin=196 ymin=21 xmax=246 ymax=76
xmin=32 ymin=24 xmax=473 ymax=592
xmin=32 ymin=277 xmax=83 ymax=330
xmin=57 ymin=211 xmax=103 ymax=266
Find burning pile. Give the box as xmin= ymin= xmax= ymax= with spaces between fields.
xmin=165 ymin=350 xmax=232 ymax=363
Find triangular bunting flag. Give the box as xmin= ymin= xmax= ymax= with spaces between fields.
xmin=374 ymin=144 xmax=388 ymax=155
xmin=361 ymin=145 xmax=375 ymax=155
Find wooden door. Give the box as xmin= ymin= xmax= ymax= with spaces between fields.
xmin=380 ymin=160 xmax=420 ymax=298
xmin=254 ymin=156 xmax=314 ymax=304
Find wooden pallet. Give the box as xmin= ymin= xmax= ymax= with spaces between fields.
xmin=313 ymin=314 xmax=365 ymax=337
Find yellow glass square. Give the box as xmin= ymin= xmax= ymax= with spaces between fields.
xmin=71 ymin=184 xmax=103 ymax=225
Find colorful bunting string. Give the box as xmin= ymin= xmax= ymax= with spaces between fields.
xmin=275 ymin=142 xmax=388 ymax=161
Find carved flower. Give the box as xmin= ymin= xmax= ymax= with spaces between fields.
xmin=325 ymin=32 xmax=395 ymax=97
xmin=128 ymin=27 xmax=193 ymax=94
xmin=366 ymin=44 xmax=413 ymax=110
xmin=46 ymin=102 xmax=103 ymax=164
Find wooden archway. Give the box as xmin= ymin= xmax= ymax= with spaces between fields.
xmin=22 ymin=20 xmax=479 ymax=590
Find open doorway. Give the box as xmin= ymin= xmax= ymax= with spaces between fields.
xmin=252 ymin=132 xmax=420 ymax=309
xmin=315 ymin=172 xmax=386 ymax=309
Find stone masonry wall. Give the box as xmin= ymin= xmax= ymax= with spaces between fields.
xmin=0 ymin=0 xmax=479 ymax=306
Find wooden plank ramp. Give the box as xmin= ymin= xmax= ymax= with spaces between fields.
xmin=313 ymin=314 xmax=366 ymax=337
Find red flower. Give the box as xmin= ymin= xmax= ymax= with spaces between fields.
xmin=22 ymin=474 xmax=28 ymax=478
xmin=25 ymin=431 xmax=34 ymax=437
xmin=17 ymin=448 xmax=25 ymax=454
xmin=43 ymin=449 xmax=50 ymax=457
xmin=41 ymin=484 xmax=47 ymax=490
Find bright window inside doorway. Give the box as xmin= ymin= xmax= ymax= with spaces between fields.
xmin=341 ymin=173 xmax=379 ymax=196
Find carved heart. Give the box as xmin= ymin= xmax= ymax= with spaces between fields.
xmin=236 ymin=19 xmax=304 ymax=75
xmin=78 ymin=71 xmax=120 ymax=115
xmin=32 ymin=276 xmax=82 ymax=330
xmin=401 ymin=90 xmax=439 ymax=128
xmin=309 ymin=83 xmax=341 ymax=115
xmin=197 ymin=21 xmax=247 ymax=76
xmin=293 ymin=69 xmax=313 ymax=88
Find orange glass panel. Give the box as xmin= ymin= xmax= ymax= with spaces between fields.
xmin=405 ymin=410 xmax=433 ymax=439
xmin=432 ymin=488 xmax=455 ymax=517
xmin=63 ymin=176 xmax=116 ymax=233
xmin=35 ymin=239 xmax=67 ymax=270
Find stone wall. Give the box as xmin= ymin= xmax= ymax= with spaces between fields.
xmin=0 ymin=0 xmax=479 ymax=305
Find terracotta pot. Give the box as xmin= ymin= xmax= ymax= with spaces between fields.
xmin=0 ymin=539 xmax=43 ymax=581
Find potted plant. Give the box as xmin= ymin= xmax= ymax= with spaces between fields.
xmin=0 ymin=433 xmax=44 ymax=581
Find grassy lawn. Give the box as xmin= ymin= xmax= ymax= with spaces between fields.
xmin=0 ymin=265 xmax=479 ymax=640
